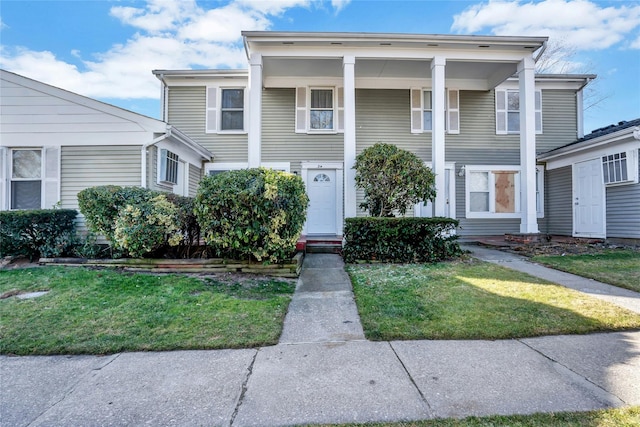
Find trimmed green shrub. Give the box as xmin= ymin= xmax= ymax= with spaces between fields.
xmin=342 ymin=217 xmax=461 ymax=263
xmin=354 ymin=143 xmax=436 ymax=217
xmin=114 ymin=194 xmax=184 ymax=258
xmin=194 ymin=168 xmax=309 ymax=263
xmin=0 ymin=209 xmax=78 ymax=260
xmin=77 ymin=186 xmax=200 ymax=257
xmin=77 ymin=186 xmax=154 ymax=244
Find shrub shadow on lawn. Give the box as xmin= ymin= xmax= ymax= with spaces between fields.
xmin=347 ymin=261 xmax=640 ymax=341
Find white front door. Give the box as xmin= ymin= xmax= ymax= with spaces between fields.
xmin=573 ymin=159 xmax=605 ymax=237
xmin=307 ymin=169 xmax=337 ymax=234
xmin=417 ymin=165 xmax=456 ymax=218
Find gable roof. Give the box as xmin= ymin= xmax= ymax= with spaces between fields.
xmin=538 ymin=118 xmax=640 ymax=161
xmin=0 ymin=69 xmax=166 ymax=132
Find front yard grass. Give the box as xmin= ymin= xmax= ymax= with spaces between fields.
xmin=532 ymin=249 xmax=640 ymax=293
xmin=318 ymin=405 xmax=640 ymax=427
xmin=347 ymin=258 xmax=640 ymax=341
xmin=0 ymin=266 xmax=295 ymax=355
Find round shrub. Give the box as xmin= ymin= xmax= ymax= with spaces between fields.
xmin=77 ymin=185 xmax=155 ymax=244
xmin=113 ymin=194 xmax=184 ymax=258
xmin=194 ymin=168 xmax=309 ymax=263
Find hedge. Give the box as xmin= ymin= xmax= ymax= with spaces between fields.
xmin=342 ymin=217 xmax=461 ymax=263
xmin=0 ymin=209 xmax=78 ymax=260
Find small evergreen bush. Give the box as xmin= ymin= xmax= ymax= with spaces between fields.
xmin=114 ymin=194 xmax=184 ymax=258
xmin=342 ymin=217 xmax=461 ymax=263
xmin=77 ymin=186 xmax=154 ymax=244
xmin=78 ymin=186 xmax=200 ymax=257
xmin=194 ymin=168 xmax=309 ymax=263
xmin=0 ymin=209 xmax=78 ymax=260
xmin=354 ymin=143 xmax=436 ymax=217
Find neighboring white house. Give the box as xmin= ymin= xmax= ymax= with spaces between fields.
xmin=539 ymin=118 xmax=640 ymax=242
xmin=0 ymin=70 xmax=212 ymax=224
xmin=154 ymin=31 xmax=595 ymax=237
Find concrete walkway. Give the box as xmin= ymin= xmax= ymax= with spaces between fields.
xmin=2 ymin=252 xmax=640 ymax=427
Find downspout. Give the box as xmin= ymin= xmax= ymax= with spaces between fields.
xmin=141 ymin=131 xmax=170 ymax=188
xmin=533 ymin=40 xmax=547 ymax=63
xmin=576 ymin=76 xmax=594 ymax=138
xmin=157 ymin=73 xmax=169 ymax=122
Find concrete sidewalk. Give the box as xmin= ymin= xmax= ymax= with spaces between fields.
xmin=2 ymin=253 xmax=640 ymax=426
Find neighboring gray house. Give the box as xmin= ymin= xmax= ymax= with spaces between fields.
xmin=154 ymin=31 xmax=595 ymax=237
xmin=539 ymin=119 xmax=640 ymax=242
xmin=0 ymin=69 xmax=212 ymax=230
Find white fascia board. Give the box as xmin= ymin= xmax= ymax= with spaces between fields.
xmin=541 ymin=138 xmax=640 ymax=170
xmin=160 ymin=74 xmax=248 ymax=87
xmin=500 ymin=76 xmax=594 ymax=90
xmin=2 ymin=132 xmax=157 ymax=147
xmin=165 ymin=126 xmax=213 ymax=160
xmin=1 ymin=70 xmax=166 ymax=132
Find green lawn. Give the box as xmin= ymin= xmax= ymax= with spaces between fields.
xmin=532 ymin=250 xmax=640 ymax=293
xmin=347 ymin=259 xmax=640 ymax=341
xmin=316 ymin=406 xmax=640 ymax=427
xmin=0 ymin=266 xmax=295 ymax=355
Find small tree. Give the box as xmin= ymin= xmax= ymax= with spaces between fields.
xmin=354 ymin=143 xmax=436 ymax=217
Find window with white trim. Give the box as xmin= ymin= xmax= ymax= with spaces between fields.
xmin=310 ymin=89 xmax=334 ymax=130
xmin=495 ymin=89 xmax=542 ymax=134
xmin=159 ymin=149 xmax=179 ymax=185
xmin=465 ymin=165 xmax=544 ymax=218
xmin=295 ymin=86 xmax=344 ymax=134
xmin=206 ymin=86 xmax=246 ymax=133
xmin=10 ymin=149 xmax=42 ymax=210
xmin=602 ymin=152 xmax=630 ymax=184
xmin=410 ymin=89 xmax=459 ymax=134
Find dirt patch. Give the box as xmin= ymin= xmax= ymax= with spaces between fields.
xmin=503 ymin=242 xmax=640 ymax=258
xmin=1 ymin=257 xmax=42 ymax=270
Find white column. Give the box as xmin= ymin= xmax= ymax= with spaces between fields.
xmin=248 ymin=53 xmax=262 ymax=168
xmin=518 ymin=57 xmax=539 ymax=234
xmin=343 ymin=55 xmax=357 ymax=219
xmin=431 ymin=56 xmax=446 ymax=217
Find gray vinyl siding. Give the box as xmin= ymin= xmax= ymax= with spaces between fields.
xmin=189 ymin=164 xmax=201 ymax=197
xmin=545 ymin=166 xmax=573 ymax=236
xmin=356 ymin=89 xmax=430 ymax=160
xmin=262 ymin=88 xmax=343 ymax=175
xmin=61 ymin=145 xmax=141 ymax=235
xmin=606 ymin=151 xmax=640 ymax=238
xmin=147 ymin=146 xmax=173 ymax=193
xmin=167 ymin=86 xmax=247 ymax=162
xmin=537 ymin=90 xmax=579 ymax=152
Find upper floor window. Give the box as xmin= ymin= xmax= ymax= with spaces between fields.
xmin=221 ymin=89 xmax=244 ymax=131
xmin=310 ymin=89 xmax=334 ymax=130
xmin=295 ymin=86 xmax=344 ymax=134
xmin=206 ymin=86 xmax=246 ymax=133
xmin=11 ymin=149 xmax=42 ymax=209
xmin=410 ymin=89 xmax=459 ymax=134
xmin=495 ymin=89 xmax=542 ymax=134
xmin=159 ymin=149 xmax=179 ymax=185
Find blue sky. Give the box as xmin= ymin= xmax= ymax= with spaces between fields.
xmin=1 ymin=0 xmax=639 ymax=134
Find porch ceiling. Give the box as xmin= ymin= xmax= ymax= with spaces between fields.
xmin=262 ymin=57 xmax=518 ymax=88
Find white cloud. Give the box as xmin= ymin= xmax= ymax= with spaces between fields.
xmin=452 ymin=0 xmax=640 ymax=50
xmin=0 ymin=0 xmax=344 ymax=101
xmin=0 ymin=17 xmax=7 ymax=30
xmin=331 ymin=0 xmax=351 ymax=13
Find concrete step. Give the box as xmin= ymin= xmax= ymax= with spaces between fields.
xmin=306 ymin=243 xmax=342 ymax=254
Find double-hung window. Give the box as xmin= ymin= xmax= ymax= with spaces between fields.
xmin=495 ymin=89 xmax=542 ymax=134
xmin=310 ymin=89 xmax=334 ymax=131
xmin=410 ymin=89 xmax=459 ymax=134
xmin=159 ymin=149 xmax=179 ymax=185
xmin=206 ymin=87 xmax=246 ymax=133
xmin=11 ymin=149 xmax=42 ymax=210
